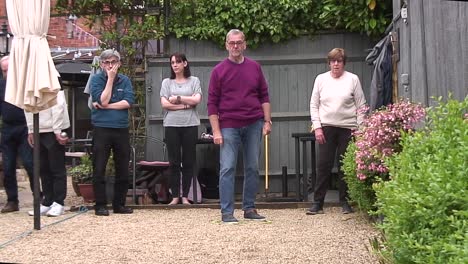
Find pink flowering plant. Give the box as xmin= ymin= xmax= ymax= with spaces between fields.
xmin=355 ymin=100 xmax=426 ymax=182
xmin=343 ymin=100 xmax=426 ymax=213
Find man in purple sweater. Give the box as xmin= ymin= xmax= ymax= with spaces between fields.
xmin=208 ymin=29 xmax=272 ymax=224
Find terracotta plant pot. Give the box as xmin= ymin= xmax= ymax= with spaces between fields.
xmin=78 ymin=183 xmax=95 ymax=203
xmin=72 ymin=179 xmax=81 ymax=196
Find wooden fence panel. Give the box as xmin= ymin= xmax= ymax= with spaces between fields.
xmin=146 ymin=33 xmax=374 ymax=192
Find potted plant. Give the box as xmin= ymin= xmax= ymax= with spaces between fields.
xmin=68 ymin=153 xmax=116 ymax=203
xmin=68 ymin=154 xmax=94 ymax=202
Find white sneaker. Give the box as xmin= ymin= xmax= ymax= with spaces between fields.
xmin=46 ymin=202 xmax=64 ymax=217
xmin=28 ymin=204 xmax=51 ymax=216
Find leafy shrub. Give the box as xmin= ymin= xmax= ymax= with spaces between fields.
xmin=68 ymin=154 xmax=93 ymax=184
xmin=68 ymin=153 xmax=115 ymax=184
xmin=343 ymin=140 xmax=376 ymax=213
xmin=355 ymin=101 xmax=426 ymax=182
xmin=343 ymin=100 xmax=426 ymax=213
xmin=375 ymin=97 xmax=468 ymax=263
xmin=169 ymin=0 xmax=392 ymax=48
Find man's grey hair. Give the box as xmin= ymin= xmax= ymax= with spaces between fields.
xmin=100 ymin=49 xmax=121 ymax=61
xmin=226 ymin=29 xmax=245 ymax=42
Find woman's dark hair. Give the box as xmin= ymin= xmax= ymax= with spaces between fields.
xmin=169 ymin=53 xmax=191 ymax=79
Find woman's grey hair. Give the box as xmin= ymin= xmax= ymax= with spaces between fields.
xmin=226 ymin=29 xmax=245 ymax=42
xmin=100 ymin=49 xmax=121 ymax=61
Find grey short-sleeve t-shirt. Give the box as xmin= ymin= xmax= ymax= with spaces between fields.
xmin=160 ymin=76 xmax=202 ymax=127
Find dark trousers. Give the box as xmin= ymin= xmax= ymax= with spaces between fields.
xmin=313 ymin=126 xmax=352 ymax=204
xmin=92 ymin=127 xmax=130 ymax=208
xmin=165 ymin=126 xmax=198 ymax=198
xmin=39 ymin=132 xmax=67 ymax=206
xmin=1 ymin=124 xmax=34 ymax=202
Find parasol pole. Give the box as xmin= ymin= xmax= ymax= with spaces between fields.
xmin=33 ymin=114 xmax=41 ymax=230
xmin=264 ymin=134 xmax=269 ymax=197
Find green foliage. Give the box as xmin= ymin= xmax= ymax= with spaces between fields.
xmin=343 ymin=101 xmax=425 ymax=215
xmin=318 ymin=0 xmax=390 ymax=36
xmin=68 ymin=153 xmax=116 ymax=184
xmin=169 ymin=0 xmax=392 ymax=48
xmin=68 ymin=155 xmax=93 ymax=184
xmin=342 ymin=140 xmax=377 ymax=214
xmin=169 ymin=0 xmax=317 ymax=48
xmin=375 ymin=97 xmax=468 ymax=263
xmin=54 ymin=0 xmax=391 ymax=50
xmin=105 ymin=153 xmax=116 ymax=177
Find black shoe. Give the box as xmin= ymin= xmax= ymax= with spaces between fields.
xmin=244 ymin=209 xmax=266 ymax=221
xmin=341 ymin=202 xmax=354 ymax=214
xmin=95 ymin=207 xmax=110 ymax=216
xmin=113 ymin=206 xmax=133 ymax=214
xmin=306 ymin=202 xmax=323 ymax=215
xmin=1 ymin=201 xmax=19 ymax=213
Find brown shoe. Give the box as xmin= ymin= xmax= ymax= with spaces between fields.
xmin=1 ymin=201 xmax=19 ymax=213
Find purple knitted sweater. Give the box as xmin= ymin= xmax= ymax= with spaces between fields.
xmin=207 ymin=57 xmax=270 ymax=128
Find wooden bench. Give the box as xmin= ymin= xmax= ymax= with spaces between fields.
xmin=126 ymin=188 xmax=150 ymax=205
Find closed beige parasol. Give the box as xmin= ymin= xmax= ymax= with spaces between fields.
xmin=5 ymin=0 xmax=60 ymax=230
xmin=5 ymin=0 xmax=60 ymax=113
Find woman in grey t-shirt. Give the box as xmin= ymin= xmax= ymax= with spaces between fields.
xmin=160 ymin=53 xmax=202 ymax=205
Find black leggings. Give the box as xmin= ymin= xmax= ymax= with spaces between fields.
xmin=313 ymin=126 xmax=352 ymax=204
xmin=165 ymin=126 xmax=198 ymax=197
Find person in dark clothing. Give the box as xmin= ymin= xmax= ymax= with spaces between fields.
xmin=90 ymin=49 xmax=135 ymax=216
xmin=0 ymin=55 xmax=35 ymax=213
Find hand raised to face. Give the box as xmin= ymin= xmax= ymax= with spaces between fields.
xmin=107 ymin=63 xmax=120 ymax=79
xmin=101 ymin=59 xmax=120 ymax=79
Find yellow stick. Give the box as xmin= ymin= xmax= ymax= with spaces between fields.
xmin=265 ymin=134 xmax=269 ymax=191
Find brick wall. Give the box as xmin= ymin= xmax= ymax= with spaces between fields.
xmin=0 ymin=0 xmax=100 ymax=49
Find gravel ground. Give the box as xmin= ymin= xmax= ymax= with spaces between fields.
xmin=0 ymin=179 xmax=381 ymax=264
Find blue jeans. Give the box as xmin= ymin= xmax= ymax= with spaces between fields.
xmin=1 ymin=124 xmax=34 ymax=202
xmin=219 ymin=119 xmax=263 ymax=215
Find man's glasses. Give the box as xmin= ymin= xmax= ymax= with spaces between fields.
xmin=101 ymin=60 xmax=119 ymax=65
xmin=227 ymin=41 xmax=244 ymax=47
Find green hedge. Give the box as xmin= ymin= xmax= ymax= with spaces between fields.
xmin=169 ymin=0 xmax=391 ymax=48
xmin=55 ymin=0 xmax=392 ymax=48
xmin=343 ymin=140 xmax=377 ymax=213
xmin=375 ymin=97 xmax=468 ymax=263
